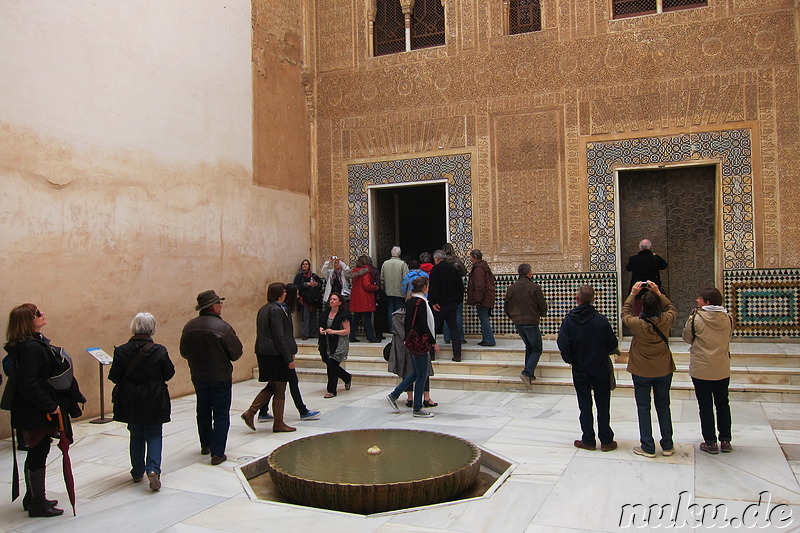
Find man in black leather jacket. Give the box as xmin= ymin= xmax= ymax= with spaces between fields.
xmin=180 ymin=290 xmax=243 ymax=465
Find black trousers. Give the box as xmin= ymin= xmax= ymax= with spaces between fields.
xmin=692 ymin=376 xmax=732 ymax=442
xmin=572 ymin=368 xmax=613 ymax=446
xmin=326 ymin=359 xmax=351 ymax=394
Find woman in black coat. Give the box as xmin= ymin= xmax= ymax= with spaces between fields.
xmin=109 ymin=312 xmax=175 ymax=491
xmin=4 ymin=304 xmax=71 ymax=517
xmin=240 ymin=282 xmax=298 ymax=433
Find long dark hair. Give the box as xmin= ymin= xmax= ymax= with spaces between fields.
xmin=284 ymin=284 xmax=299 ymax=312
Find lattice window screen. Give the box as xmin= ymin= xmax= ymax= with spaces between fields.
xmin=410 ymin=0 xmax=445 ymax=50
xmin=662 ymin=0 xmax=708 ymax=11
xmin=509 ymin=0 xmax=542 ymax=35
xmin=374 ymin=0 xmax=405 ymax=56
xmin=612 ymin=0 xmax=657 ymax=18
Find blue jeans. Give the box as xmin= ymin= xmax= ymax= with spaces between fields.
xmin=194 ymin=381 xmax=232 ymax=457
xmin=387 ymin=296 xmax=404 ymax=324
xmin=633 ymin=373 xmax=674 ymax=453
xmin=475 ymin=305 xmax=495 ymax=345
xmin=300 ymin=307 xmax=318 ymax=338
xmin=390 ymin=352 xmax=430 ymax=411
xmin=516 ymin=324 xmax=542 ymax=377
xmin=443 ymin=302 xmax=465 ymax=342
xmin=128 ymin=423 xmax=163 ymax=476
xmin=350 ymin=311 xmax=377 ymax=342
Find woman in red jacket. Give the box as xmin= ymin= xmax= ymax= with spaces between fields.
xmin=349 ymin=255 xmax=379 ymax=343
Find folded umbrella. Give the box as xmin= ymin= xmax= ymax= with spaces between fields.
xmin=48 ymin=410 xmax=76 ymax=516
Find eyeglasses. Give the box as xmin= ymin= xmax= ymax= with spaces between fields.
xmin=34 ymin=310 xmax=43 ymax=318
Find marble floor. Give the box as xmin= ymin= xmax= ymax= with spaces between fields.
xmin=2 ymin=378 xmax=800 ymax=532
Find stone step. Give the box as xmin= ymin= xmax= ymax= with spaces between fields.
xmin=292 ymin=354 xmax=800 ymax=386
xmin=288 ymin=338 xmax=800 ymax=402
xmin=296 ymin=339 xmax=800 ymax=367
xmin=291 ymin=367 xmax=800 ymax=403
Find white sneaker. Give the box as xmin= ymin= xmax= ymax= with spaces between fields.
xmin=413 ymin=409 xmax=434 ymax=418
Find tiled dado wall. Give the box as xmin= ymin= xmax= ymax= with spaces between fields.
xmin=463 ymin=269 xmax=800 ymax=338
xmin=462 ymin=272 xmax=619 ymax=337
xmin=724 ymin=269 xmax=800 ymax=338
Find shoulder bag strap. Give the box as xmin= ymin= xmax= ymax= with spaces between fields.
xmin=642 ymin=317 xmax=669 ymax=346
xmin=124 ymin=342 xmax=155 ymax=380
xmin=407 ymin=299 xmax=422 ymax=332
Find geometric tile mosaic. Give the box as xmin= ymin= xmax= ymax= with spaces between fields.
xmin=724 ymin=269 xmax=800 ymax=338
xmin=347 ymin=154 xmax=474 ymax=263
xmin=463 ymin=272 xmax=620 ymax=337
xmin=587 ymin=129 xmax=754 ymax=271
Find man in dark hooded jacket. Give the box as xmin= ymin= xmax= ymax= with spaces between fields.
xmin=557 ymin=284 xmax=618 ymax=452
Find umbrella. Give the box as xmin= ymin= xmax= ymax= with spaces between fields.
xmin=48 ymin=410 xmax=76 ymax=516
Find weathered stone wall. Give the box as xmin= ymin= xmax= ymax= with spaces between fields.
xmin=311 ymin=0 xmax=800 ymax=273
xmin=0 ymin=1 xmax=312 ymax=438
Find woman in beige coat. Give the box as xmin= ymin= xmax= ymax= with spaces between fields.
xmin=622 ymin=281 xmax=677 ymax=458
xmin=683 ymin=287 xmax=734 ymax=454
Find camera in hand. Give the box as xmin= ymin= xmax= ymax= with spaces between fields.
xmin=641 ymin=282 xmax=650 ymax=289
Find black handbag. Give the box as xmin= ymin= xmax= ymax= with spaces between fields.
xmin=403 ymin=300 xmax=433 ymax=354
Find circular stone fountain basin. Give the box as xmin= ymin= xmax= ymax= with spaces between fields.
xmin=267 ymin=429 xmax=481 ymax=514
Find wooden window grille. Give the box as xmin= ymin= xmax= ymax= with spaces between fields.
xmin=509 ymin=0 xmax=542 ymax=35
xmin=612 ymin=0 xmax=707 ymax=19
xmin=374 ymin=0 xmax=405 ymax=56
xmin=662 ymin=0 xmax=707 ymax=11
xmin=612 ymin=0 xmax=657 ymax=18
xmin=410 ymin=0 xmax=445 ymax=50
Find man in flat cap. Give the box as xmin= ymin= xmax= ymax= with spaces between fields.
xmin=180 ymin=290 xmax=243 ymax=465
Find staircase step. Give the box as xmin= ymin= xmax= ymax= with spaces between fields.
xmin=287 ymin=338 xmax=800 ymax=402
xmin=291 ymin=367 xmax=800 ymax=403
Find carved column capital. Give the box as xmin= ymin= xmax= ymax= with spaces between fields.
xmin=400 ymin=0 xmax=414 ymax=16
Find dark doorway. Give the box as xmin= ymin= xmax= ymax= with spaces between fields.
xmin=371 ymin=183 xmax=447 ymax=266
xmin=619 ymin=165 xmax=716 ymax=336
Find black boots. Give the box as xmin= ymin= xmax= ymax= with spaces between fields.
xmin=26 ymin=467 xmax=63 ymax=518
xmin=22 ymin=465 xmax=59 ymax=511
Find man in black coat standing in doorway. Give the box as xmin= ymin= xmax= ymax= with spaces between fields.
xmin=429 ymin=249 xmax=464 ymax=362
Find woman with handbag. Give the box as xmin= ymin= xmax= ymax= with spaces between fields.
xmin=386 ymin=277 xmax=440 ymax=418
xmin=4 ymin=304 xmax=72 ymax=517
xmin=319 ymin=292 xmax=352 ymax=398
xmin=109 ymin=312 xmax=175 ymax=491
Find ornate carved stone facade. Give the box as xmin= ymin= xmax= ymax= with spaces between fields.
xmin=255 ymin=0 xmax=800 ymax=335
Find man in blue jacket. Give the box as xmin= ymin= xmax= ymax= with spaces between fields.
xmin=557 ymin=285 xmax=619 ymax=452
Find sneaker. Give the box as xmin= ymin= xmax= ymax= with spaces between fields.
xmin=413 ymin=409 xmax=434 ymax=418
xmin=520 ymin=372 xmax=532 ymax=389
xmin=386 ymin=394 xmax=399 ymax=413
xmin=601 ymin=441 xmax=618 ymax=452
xmin=147 ymin=471 xmax=161 ymax=491
xmin=633 ymin=446 xmax=656 ymax=458
xmin=700 ymin=441 xmax=719 ymax=454
xmin=662 ymin=448 xmax=675 ymax=457
xmin=300 ymin=410 xmax=321 ymax=421
xmin=573 ymin=439 xmax=596 ymax=451
xmin=257 ymin=413 xmax=274 ymax=422
xmin=720 ymin=441 xmax=732 ymax=453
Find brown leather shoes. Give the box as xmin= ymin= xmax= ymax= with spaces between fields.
xmin=573 ymin=440 xmax=596 ymax=450
xmin=600 ymin=441 xmax=618 ymax=452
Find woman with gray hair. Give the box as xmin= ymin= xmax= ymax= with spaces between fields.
xmin=109 ymin=313 xmax=175 ymax=491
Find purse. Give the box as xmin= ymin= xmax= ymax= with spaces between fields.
xmin=403 ymin=299 xmax=433 ymax=354
xmin=47 ymin=346 xmax=74 ymax=391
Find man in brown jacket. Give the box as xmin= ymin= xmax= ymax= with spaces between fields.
xmin=467 ymin=249 xmax=496 ymax=346
xmin=504 ymin=263 xmax=548 ymax=389
xmin=622 ymin=281 xmax=677 ymax=458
